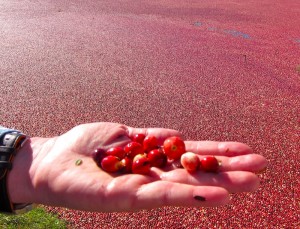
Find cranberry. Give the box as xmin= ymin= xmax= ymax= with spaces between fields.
xmin=163 ymin=136 xmax=186 ymax=160
xmin=106 ymin=147 xmax=126 ymax=159
xmin=120 ymin=157 xmax=132 ymax=173
xmin=132 ymin=154 xmax=151 ymax=175
xmin=180 ymin=152 xmax=200 ymax=172
xmin=143 ymin=135 xmax=159 ymax=153
xmin=131 ymin=133 xmax=146 ymax=144
xmin=92 ymin=148 xmax=107 ymax=166
xmin=124 ymin=142 xmax=144 ymax=159
xmin=100 ymin=155 xmax=123 ymax=173
xmin=200 ymin=156 xmax=219 ymax=173
xmin=147 ymin=148 xmax=167 ymax=168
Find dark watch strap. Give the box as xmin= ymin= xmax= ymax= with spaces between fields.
xmin=0 ymin=167 xmax=13 ymax=212
xmin=0 ymin=131 xmax=28 ymax=213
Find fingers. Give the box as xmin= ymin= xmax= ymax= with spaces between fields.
xmin=185 ymin=141 xmax=253 ymax=157
xmin=168 ymin=153 xmax=267 ymax=173
xmin=97 ymin=174 xmax=229 ymax=212
xmin=134 ymin=181 xmax=230 ymax=210
xmin=159 ymin=153 xmax=266 ymax=195
xmin=127 ymin=127 xmax=182 ymax=145
xmin=217 ymin=154 xmax=267 ymax=172
xmin=159 ymin=170 xmax=260 ymax=193
xmin=128 ymin=127 xmax=253 ymax=158
xmin=127 ymin=127 xmax=267 ymax=173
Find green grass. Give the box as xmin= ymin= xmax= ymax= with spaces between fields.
xmin=0 ymin=207 xmax=69 ymax=229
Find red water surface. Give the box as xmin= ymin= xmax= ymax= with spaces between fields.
xmin=1 ymin=0 xmax=299 ymax=228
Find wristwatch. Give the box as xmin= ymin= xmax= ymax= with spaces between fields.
xmin=0 ymin=126 xmax=34 ymax=214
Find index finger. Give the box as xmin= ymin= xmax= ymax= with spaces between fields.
xmin=127 ymin=127 xmax=253 ymax=157
xmin=127 ymin=127 xmax=182 ymax=145
xmin=185 ymin=141 xmax=253 ymax=157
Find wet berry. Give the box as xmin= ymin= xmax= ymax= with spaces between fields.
xmin=180 ymin=152 xmax=200 ymax=172
xmin=163 ymin=136 xmax=186 ymax=160
xmin=200 ymin=156 xmax=219 ymax=173
xmin=101 ymin=155 xmax=123 ymax=173
xmin=147 ymin=148 xmax=167 ymax=168
xmin=132 ymin=154 xmax=151 ymax=175
xmin=143 ymin=135 xmax=159 ymax=153
xmin=131 ymin=133 xmax=146 ymax=144
xmin=106 ymin=147 xmax=126 ymax=159
xmin=124 ymin=142 xmax=144 ymax=159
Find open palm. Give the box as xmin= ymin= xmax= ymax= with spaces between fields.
xmin=29 ymin=122 xmax=267 ymax=212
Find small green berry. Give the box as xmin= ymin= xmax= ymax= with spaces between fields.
xmin=75 ymin=159 xmax=83 ymax=166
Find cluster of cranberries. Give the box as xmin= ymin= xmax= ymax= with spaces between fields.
xmin=93 ymin=133 xmax=220 ymax=175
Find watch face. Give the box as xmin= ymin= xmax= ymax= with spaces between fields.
xmin=0 ymin=128 xmax=22 ymax=146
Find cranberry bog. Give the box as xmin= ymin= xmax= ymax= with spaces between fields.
xmin=1 ymin=0 xmax=299 ymax=228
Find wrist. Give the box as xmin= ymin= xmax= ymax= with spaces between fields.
xmin=7 ymin=137 xmax=46 ymax=205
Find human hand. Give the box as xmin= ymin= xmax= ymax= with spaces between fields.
xmin=8 ymin=122 xmax=267 ymax=212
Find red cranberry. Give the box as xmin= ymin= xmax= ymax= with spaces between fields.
xmin=131 ymin=133 xmax=146 ymax=144
xmin=163 ymin=136 xmax=186 ymax=160
xmin=92 ymin=148 xmax=107 ymax=166
xmin=106 ymin=147 xmax=126 ymax=159
xmin=200 ymin=156 xmax=219 ymax=173
xmin=147 ymin=148 xmax=167 ymax=168
xmin=132 ymin=154 xmax=151 ymax=175
xmin=101 ymin=155 xmax=123 ymax=173
xmin=124 ymin=142 xmax=144 ymax=159
xmin=120 ymin=157 xmax=132 ymax=173
xmin=143 ymin=135 xmax=159 ymax=153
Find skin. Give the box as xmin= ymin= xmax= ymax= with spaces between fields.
xmin=8 ymin=122 xmax=267 ymax=212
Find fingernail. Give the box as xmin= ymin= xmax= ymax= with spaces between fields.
xmin=194 ymin=196 xmax=206 ymax=201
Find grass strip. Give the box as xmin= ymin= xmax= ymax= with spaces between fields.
xmin=0 ymin=207 xmax=69 ymax=229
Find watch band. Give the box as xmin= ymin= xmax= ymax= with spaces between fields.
xmin=0 ymin=127 xmax=33 ymax=214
